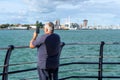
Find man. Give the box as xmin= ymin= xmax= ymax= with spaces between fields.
xmin=29 ymin=22 xmax=61 ymax=80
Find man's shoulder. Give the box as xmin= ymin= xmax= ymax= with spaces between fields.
xmin=41 ymin=34 xmax=49 ymax=38
xmin=50 ymin=33 xmax=60 ymax=39
xmin=52 ymin=33 xmax=60 ymax=37
xmin=37 ymin=34 xmax=49 ymax=41
xmin=41 ymin=33 xmax=60 ymax=40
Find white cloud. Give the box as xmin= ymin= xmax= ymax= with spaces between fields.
xmin=0 ymin=0 xmax=120 ymax=25
xmin=23 ymin=0 xmax=56 ymax=13
xmin=57 ymin=4 xmax=80 ymax=9
xmin=23 ymin=0 xmax=88 ymax=13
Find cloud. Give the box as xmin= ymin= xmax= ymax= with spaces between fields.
xmin=23 ymin=0 xmax=56 ymax=13
xmin=23 ymin=0 xmax=89 ymax=13
xmin=21 ymin=0 xmax=90 ymax=23
xmin=0 ymin=12 xmax=28 ymax=24
xmin=0 ymin=0 xmax=120 ymax=25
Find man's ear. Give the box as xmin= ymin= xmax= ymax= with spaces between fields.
xmin=46 ymin=28 xmax=48 ymax=32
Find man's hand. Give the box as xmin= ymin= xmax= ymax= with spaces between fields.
xmin=29 ymin=32 xmax=38 ymax=48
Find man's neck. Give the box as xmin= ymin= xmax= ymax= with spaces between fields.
xmin=46 ymin=32 xmax=53 ymax=34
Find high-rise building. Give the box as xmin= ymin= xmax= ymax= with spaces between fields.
xmin=54 ymin=19 xmax=60 ymax=29
xmin=83 ymin=19 xmax=88 ymax=27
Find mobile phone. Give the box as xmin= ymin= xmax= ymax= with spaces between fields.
xmin=36 ymin=26 xmax=40 ymax=34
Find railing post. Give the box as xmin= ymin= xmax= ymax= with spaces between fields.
xmin=60 ymin=42 xmax=65 ymax=51
xmin=2 ymin=45 xmax=14 ymax=80
xmin=98 ymin=41 xmax=105 ymax=80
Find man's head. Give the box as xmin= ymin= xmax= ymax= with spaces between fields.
xmin=44 ymin=22 xmax=54 ymax=34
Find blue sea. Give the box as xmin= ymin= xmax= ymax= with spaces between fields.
xmin=0 ymin=29 xmax=120 ymax=80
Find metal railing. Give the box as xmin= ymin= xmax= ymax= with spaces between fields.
xmin=0 ymin=41 xmax=120 ymax=80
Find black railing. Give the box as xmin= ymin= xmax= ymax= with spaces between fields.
xmin=0 ymin=41 xmax=120 ymax=80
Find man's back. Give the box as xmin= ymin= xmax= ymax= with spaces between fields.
xmin=45 ymin=33 xmax=61 ymax=69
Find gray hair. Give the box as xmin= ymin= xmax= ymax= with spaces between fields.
xmin=44 ymin=22 xmax=54 ymax=32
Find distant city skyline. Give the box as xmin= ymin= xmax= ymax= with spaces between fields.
xmin=0 ymin=0 xmax=120 ymax=26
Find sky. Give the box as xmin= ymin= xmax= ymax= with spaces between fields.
xmin=0 ymin=0 xmax=120 ymax=26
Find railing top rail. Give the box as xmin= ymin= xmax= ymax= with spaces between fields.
xmin=0 ymin=46 xmax=29 ymax=50
xmin=0 ymin=41 xmax=120 ymax=50
xmin=66 ymin=42 xmax=120 ymax=45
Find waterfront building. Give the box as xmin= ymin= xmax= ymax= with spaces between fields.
xmin=82 ymin=19 xmax=88 ymax=29
xmin=54 ymin=19 xmax=61 ymax=29
xmin=29 ymin=25 xmax=36 ymax=29
xmin=8 ymin=24 xmax=28 ymax=30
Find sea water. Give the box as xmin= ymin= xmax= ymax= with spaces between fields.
xmin=0 ymin=29 xmax=120 ymax=80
